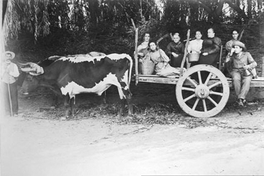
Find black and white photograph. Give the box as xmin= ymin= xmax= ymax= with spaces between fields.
xmin=1 ymin=0 xmax=264 ymax=175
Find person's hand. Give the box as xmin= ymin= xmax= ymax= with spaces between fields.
xmin=243 ymin=65 xmax=250 ymax=70
xmin=202 ymin=52 xmax=208 ymax=56
xmin=230 ymin=48 xmax=235 ymax=56
xmin=172 ymin=52 xmax=178 ymax=57
xmin=179 ymin=68 xmax=186 ymax=76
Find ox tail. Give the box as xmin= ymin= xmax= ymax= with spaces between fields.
xmin=127 ymin=54 xmax=133 ymax=88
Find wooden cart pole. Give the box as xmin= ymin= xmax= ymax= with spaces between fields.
xmin=218 ymin=45 xmax=223 ymax=70
xmin=131 ymin=19 xmax=139 ymax=85
xmin=180 ymin=29 xmax=190 ymax=76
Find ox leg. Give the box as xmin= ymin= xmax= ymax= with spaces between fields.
xmin=117 ymin=87 xmax=133 ymax=116
xmin=126 ymin=90 xmax=133 ymax=115
xmin=103 ymin=91 xmax=107 ymax=104
xmin=51 ymin=87 xmax=63 ymax=108
xmin=63 ymin=95 xmax=74 ymax=120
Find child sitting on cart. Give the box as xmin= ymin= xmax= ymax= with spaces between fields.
xmin=145 ymin=41 xmax=183 ymax=77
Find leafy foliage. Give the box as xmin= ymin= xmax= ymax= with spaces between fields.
xmin=3 ymin=0 xmax=263 ymax=60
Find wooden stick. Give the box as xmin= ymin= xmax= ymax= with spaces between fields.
xmin=156 ymin=33 xmax=169 ymax=46
xmin=131 ymin=19 xmax=139 ymax=85
xmin=218 ymin=45 xmax=223 ymax=70
xmin=180 ymin=29 xmax=190 ymax=76
xmin=238 ymin=19 xmax=254 ymax=41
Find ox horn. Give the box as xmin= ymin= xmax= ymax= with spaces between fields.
xmin=20 ymin=62 xmax=44 ymax=75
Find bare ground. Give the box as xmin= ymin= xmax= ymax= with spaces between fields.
xmin=1 ymin=84 xmax=264 ymax=176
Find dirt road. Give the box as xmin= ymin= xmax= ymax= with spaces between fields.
xmin=1 ymin=84 xmax=264 ymax=176
xmin=1 ymin=98 xmax=264 ymax=176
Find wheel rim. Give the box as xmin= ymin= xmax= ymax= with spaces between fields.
xmin=176 ymin=65 xmax=230 ymax=118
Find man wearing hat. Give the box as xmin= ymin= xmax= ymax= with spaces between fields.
xmin=229 ymin=41 xmax=257 ymax=106
xmin=1 ymin=51 xmax=20 ymax=116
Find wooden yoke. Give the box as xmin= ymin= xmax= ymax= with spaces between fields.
xmin=180 ymin=29 xmax=190 ymax=76
xmin=131 ymin=19 xmax=139 ymax=85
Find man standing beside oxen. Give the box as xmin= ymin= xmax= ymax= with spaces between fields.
xmin=1 ymin=51 xmax=20 ymax=116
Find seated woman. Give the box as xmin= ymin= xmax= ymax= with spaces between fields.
xmin=199 ymin=28 xmax=222 ymax=67
xmin=136 ymin=33 xmax=151 ymax=61
xmin=146 ymin=41 xmax=182 ymax=77
xmin=187 ymin=30 xmax=203 ymax=67
xmin=165 ymin=33 xmax=185 ymax=68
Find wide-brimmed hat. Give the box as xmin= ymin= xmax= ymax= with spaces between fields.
xmin=4 ymin=51 xmax=16 ymax=60
xmin=232 ymin=41 xmax=246 ymax=50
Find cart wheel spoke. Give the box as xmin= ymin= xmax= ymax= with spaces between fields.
xmin=208 ymin=81 xmax=222 ymax=89
xmin=210 ymin=90 xmax=223 ymax=96
xmin=204 ymin=72 xmax=213 ymax=85
xmin=187 ymin=77 xmax=198 ymax=87
xmin=192 ymin=98 xmax=200 ymax=110
xmin=198 ymin=71 xmax=202 ymax=84
xmin=183 ymin=93 xmax=196 ymax=102
xmin=207 ymin=96 xmax=218 ymax=107
xmin=182 ymin=86 xmax=195 ymax=92
xmin=202 ymin=99 xmax=207 ymax=112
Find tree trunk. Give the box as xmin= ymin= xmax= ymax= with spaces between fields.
xmin=88 ymin=0 xmax=99 ymax=25
xmin=248 ymin=0 xmax=252 ymax=19
xmin=260 ymin=12 xmax=264 ymax=49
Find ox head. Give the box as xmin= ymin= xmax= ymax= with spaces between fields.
xmin=19 ymin=62 xmax=45 ymax=94
xmin=20 ymin=62 xmax=44 ymax=76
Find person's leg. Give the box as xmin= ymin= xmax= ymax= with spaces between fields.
xmin=3 ymin=83 xmax=10 ymax=115
xmin=231 ymin=70 xmax=242 ymax=97
xmin=198 ymin=53 xmax=218 ymax=67
xmin=10 ymin=83 xmax=18 ymax=115
xmin=238 ymin=75 xmax=252 ymax=100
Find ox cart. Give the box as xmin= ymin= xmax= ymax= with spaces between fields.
xmin=133 ymin=29 xmax=264 ymax=118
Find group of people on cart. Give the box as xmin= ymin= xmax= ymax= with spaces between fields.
xmin=135 ymin=27 xmax=258 ymax=107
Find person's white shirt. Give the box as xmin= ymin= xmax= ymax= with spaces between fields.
xmin=187 ymin=39 xmax=203 ymax=54
xmin=1 ymin=62 xmax=20 ymax=84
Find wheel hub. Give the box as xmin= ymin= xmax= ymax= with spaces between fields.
xmin=195 ymin=84 xmax=209 ymax=99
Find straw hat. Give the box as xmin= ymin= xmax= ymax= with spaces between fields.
xmin=232 ymin=41 xmax=246 ymax=50
xmin=4 ymin=51 xmax=16 ymax=60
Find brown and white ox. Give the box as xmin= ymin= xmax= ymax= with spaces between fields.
xmin=21 ymin=53 xmax=133 ymax=120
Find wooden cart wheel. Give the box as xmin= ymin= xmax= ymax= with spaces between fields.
xmin=176 ymin=65 xmax=230 ymax=118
